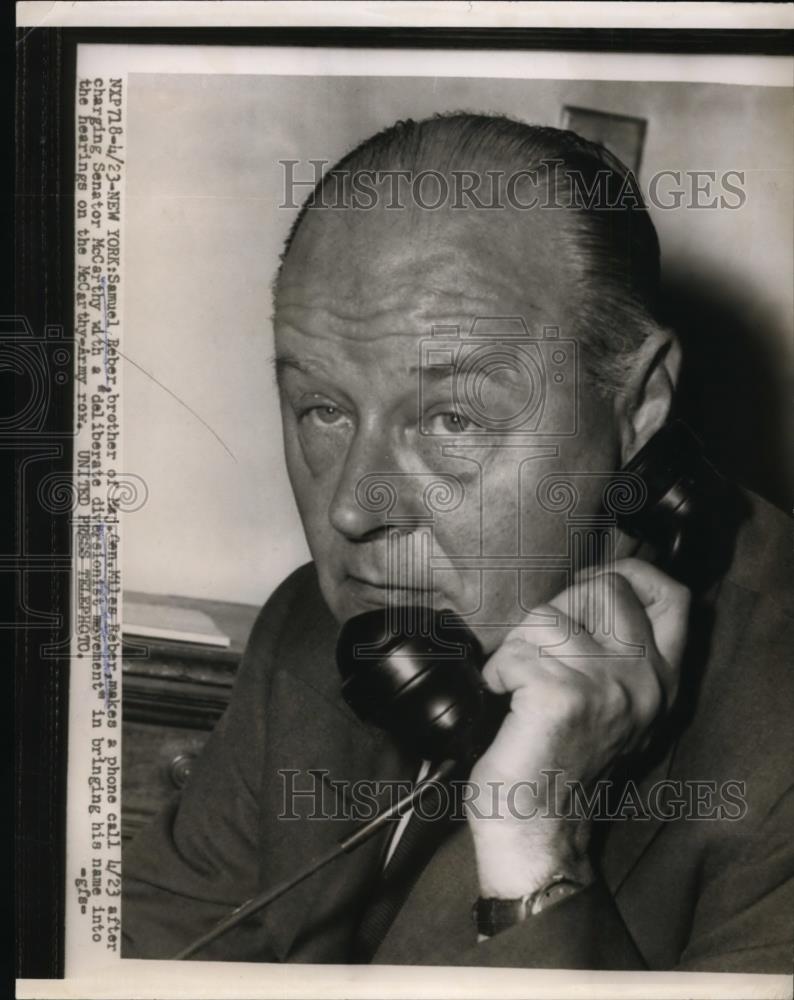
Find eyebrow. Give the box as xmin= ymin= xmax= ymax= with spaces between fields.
xmin=271 ymin=353 xmax=330 ymax=385
xmin=274 ymin=352 xmax=436 ymax=394
xmin=408 ymin=353 xmax=527 ymax=389
xmin=273 ymin=351 xmax=529 ymax=395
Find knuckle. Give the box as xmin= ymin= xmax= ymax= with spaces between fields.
xmin=553 ymin=683 xmax=588 ymax=722
xmin=481 ymin=656 xmax=504 ymax=688
xmin=605 ymin=678 xmax=631 ymax=718
xmin=658 ymin=576 xmax=690 ymax=615
xmin=603 ymin=572 xmax=632 ymax=600
xmin=637 ymin=667 xmax=664 ymax=722
xmin=613 ymin=571 xmax=633 ymax=594
xmin=483 ymin=636 xmax=537 ymax=689
xmin=503 ymin=634 xmax=530 ymax=655
xmin=671 ymin=580 xmax=691 ymax=611
xmin=481 ymin=658 xmax=497 ymax=685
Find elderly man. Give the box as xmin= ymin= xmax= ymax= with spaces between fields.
xmin=122 ymin=114 xmax=793 ymax=971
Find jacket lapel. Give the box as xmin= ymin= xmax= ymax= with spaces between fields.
xmin=601 ymin=571 xmax=748 ymax=894
xmin=372 ymin=815 xmax=478 ymax=963
xmin=255 ymin=586 xmax=417 ymax=962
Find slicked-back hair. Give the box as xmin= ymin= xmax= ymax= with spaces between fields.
xmin=276 ymin=112 xmax=668 ymax=395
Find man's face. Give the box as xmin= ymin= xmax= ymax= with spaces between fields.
xmin=274 ymin=197 xmax=622 ymax=653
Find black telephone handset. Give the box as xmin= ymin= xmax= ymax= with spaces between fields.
xmin=336 ymin=605 xmax=492 ymax=763
xmin=616 ymin=419 xmax=738 ymax=580
xmin=336 ymin=420 xmax=743 ymax=764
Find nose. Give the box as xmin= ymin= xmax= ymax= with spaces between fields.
xmin=328 ymin=422 xmax=425 ymax=540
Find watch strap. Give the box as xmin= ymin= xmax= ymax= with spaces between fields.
xmin=473 ymin=875 xmax=586 ymax=938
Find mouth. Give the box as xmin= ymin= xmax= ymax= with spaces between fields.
xmin=345 ymin=574 xmax=438 ymax=607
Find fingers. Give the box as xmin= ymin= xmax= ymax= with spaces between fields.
xmin=473 ymin=560 xmax=690 ymax=801
xmin=607 ymin=558 xmax=690 ymax=671
xmin=482 ymin=632 xmax=660 ymax=758
xmin=575 ymin=558 xmax=690 ymax=678
xmin=487 ymin=558 xmax=688 ymax=725
xmin=483 ymin=631 xmax=595 ymax=696
xmin=565 ymin=559 xmax=689 ymax=702
xmin=550 ymin=570 xmax=651 ymax=653
xmin=601 ymin=558 xmax=686 ymax=611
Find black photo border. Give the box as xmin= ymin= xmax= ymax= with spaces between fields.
xmin=14 ymin=22 xmax=793 ymax=981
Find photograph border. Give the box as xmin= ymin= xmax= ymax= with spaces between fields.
xmin=14 ymin=19 xmax=794 ymax=981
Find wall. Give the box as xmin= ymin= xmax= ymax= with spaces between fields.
xmin=122 ymin=73 xmax=792 ymax=605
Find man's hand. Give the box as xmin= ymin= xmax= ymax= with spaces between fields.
xmin=466 ymin=558 xmax=690 ymax=898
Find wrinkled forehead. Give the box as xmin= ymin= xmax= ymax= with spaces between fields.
xmin=275 ymin=199 xmax=581 ymax=336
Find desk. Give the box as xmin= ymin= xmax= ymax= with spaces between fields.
xmin=121 ymin=592 xmax=260 ymax=843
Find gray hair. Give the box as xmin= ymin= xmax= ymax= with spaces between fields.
xmin=277 ymin=112 xmax=669 ymax=395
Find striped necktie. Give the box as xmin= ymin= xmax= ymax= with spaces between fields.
xmin=350 ymin=767 xmax=455 ymax=963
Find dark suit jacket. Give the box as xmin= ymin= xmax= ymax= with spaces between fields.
xmin=122 ymin=493 xmax=794 ymax=972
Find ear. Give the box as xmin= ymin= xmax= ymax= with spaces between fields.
xmin=615 ymin=330 xmax=681 ymax=465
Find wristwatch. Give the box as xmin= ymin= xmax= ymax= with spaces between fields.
xmin=473 ymin=874 xmax=587 ymax=938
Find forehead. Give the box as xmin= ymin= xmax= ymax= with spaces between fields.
xmin=275 ymin=202 xmax=579 ymax=346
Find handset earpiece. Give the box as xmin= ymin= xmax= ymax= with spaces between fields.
xmin=335 ymin=606 xmax=495 ymax=762
xmin=616 ymin=420 xmax=745 ymax=587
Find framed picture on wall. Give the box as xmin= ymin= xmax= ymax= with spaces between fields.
xmin=14 ymin=4 xmax=794 ymax=1000
xmin=560 ymin=105 xmax=648 ymax=172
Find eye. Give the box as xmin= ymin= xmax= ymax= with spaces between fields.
xmin=306 ymin=404 xmax=345 ymax=426
xmin=425 ymin=410 xmax=478 ymax=435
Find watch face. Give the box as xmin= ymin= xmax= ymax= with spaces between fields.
xmin=529 ymin=880 xmax=584 ymax=916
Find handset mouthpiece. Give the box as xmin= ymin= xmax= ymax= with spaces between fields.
xmin=335 ymin=605 xmax=489 ymax=761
